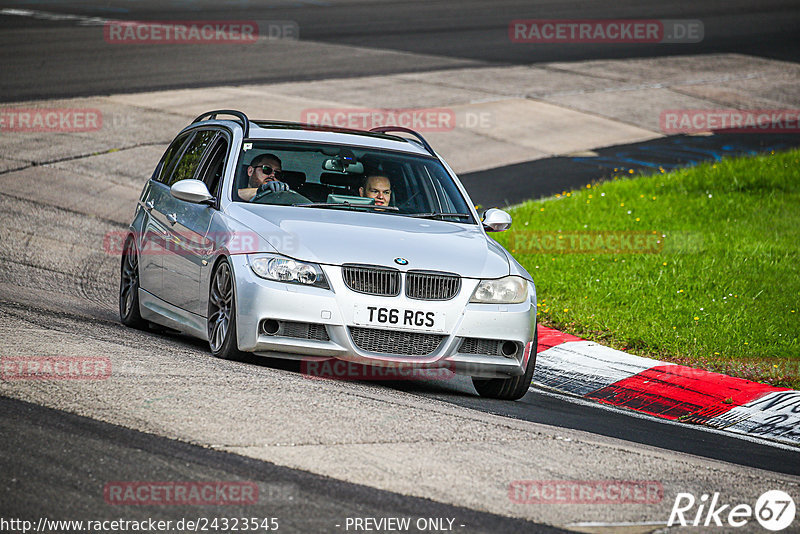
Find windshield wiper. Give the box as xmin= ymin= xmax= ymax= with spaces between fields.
xmin=405 ymin=212 xmax=471 ymax=220
xmin=293 ymin=202 xmax=399 ymax=212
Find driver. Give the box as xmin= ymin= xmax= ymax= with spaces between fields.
xmin=238 ymin=153 xmax=289 ymax=201
xmin=359 ymin=175 xmax=392 ymax=207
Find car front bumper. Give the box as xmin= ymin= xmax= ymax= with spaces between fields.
xmin=232 ymin=255 xmax=536 ymax=379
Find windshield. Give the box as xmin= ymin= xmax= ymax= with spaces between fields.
xmin=232 ymin=140 xmax=475 ymax=223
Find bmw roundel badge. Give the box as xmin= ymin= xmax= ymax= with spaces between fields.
xmin=394 ymin=257 xmax=409 ymax=265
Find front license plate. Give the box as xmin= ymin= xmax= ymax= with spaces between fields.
xmin=353 ymin=304 xmax=445 ymax=332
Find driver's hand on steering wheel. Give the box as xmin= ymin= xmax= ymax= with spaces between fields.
xmin=256 ymin=180 xmax=290 ymax=195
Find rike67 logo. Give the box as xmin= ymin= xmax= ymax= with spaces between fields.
xmin=668 ymin=490 xmax=796 ymax=531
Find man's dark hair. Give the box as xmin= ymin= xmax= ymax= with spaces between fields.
xmin=250 ymin=153 xmax=281 ymax=168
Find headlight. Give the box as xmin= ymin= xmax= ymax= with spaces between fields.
xmin=249 ymin=255 xmax=329 ymax=289
xmin=469 ymin=276 xmax=528 ymax=304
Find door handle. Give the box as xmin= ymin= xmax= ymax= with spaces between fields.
xmin=166 ymin=213 xmax=177 ymax=225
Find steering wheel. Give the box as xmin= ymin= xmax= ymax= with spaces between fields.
xmin=250 ymin=189 xmax=310 ymax=206
xmin=251 ymin=187 xmax=281 ymax=204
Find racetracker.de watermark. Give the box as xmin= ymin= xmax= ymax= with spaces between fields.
xmin=509 ymin=480 xmax=663 ymax=504
xmin=103 ymin=20 xmax=298 ymax=44
xmin=1 ymin=356 xmax=111 ymax=380
xmin=103 ymin=230 xmax=297 ymax=256
xmin=0 ymin=108 xmax=101 ymax=132
xmin=301 ymin=360 xmax=456 ymax=381
xmin=104 ymin=481 xmax=258 ymax=506
xmin=302 ymin=108 xmax=459 ymax=132
xmin=661 ymin=109 xmax=800 ymax=134
xmin=509 ymin=231 xmax=664 ymax=255
xmin=509 ymin=19 xmax=703 ymax=43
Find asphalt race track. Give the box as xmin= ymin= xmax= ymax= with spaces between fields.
xmin=1 ymin=1 xmax=800 ymax=532
xmin=1 ymin=0 xmax=799 ymax=100
xmin=1 ymin=396 xmax=564 ymax=533
xmin=462 ymin=132 xmax=800 ymax=207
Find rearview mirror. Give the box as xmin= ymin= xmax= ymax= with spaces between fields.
xmin=322 ymin=157 xmax=364 ymax=174
xmin=482 ymin=208 xmax=512 ymax=232
xmin=171 ymin=179 xmax=214 ymax=204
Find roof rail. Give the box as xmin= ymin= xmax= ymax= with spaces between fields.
xmin=369 ymin=126 xmax=435 ymax=156
xmin=192 ymin=109 xmax=250 ymax=137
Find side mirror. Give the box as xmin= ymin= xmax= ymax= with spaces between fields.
xmin=482 ymin=208 xmax=512 ymax=232
xmin=171 ymin=179 xmax=214 ymax=204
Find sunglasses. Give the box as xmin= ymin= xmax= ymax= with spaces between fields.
xmin=255 ymin=165 xmax=282 ymax=178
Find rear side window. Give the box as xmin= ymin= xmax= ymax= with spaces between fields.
xmin=154 ymin=132 xmax=191 ymax=184
xmin=165 ymin=130 xmax=217 ymax=186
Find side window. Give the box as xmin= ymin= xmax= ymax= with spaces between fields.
xmin=154 ymin=132 xmax=191 ymax=184
xmin=197 ymin=137 xmax=228 ymax=199
xmin=166 ymin=130 xmax=216 ymax=186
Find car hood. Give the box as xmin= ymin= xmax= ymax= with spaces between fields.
xmin=228 ymin=204 xmax=512 ymax=278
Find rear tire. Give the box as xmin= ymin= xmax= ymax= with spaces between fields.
xmin=119 ymin=238 xmax=147 ymax=329
xmin=472 ymin=328 xmax=538 ymax=401
xmin=207 ymin=259 xmax=246 ymax=361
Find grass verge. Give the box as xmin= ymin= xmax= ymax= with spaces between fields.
xmin=496 ymin=149 xmax=800 ymax=388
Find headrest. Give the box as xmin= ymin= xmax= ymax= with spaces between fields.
xmin=281 ymin=170 xmax=306 ymax=189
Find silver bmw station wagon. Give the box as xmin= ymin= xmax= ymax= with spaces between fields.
xmin=120 ymin=110 xmax=537 ymax=400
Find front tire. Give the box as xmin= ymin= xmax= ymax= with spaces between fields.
xmin=207 ymin=259 xmax=246 ymax=361
xmin=119 ymin=238 xmax=147 ymax=329
xmin=472 ymin=328 xmax=538 ymax=401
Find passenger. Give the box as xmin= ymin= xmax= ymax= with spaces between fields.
xmin=239 ymin=153 xmax=289 ymax=201
xmin=359 ymin=175 xmax=392 ymax=207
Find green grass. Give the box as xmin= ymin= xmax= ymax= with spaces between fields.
xmin=496 ymin=149 xmax=800 ymax=388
